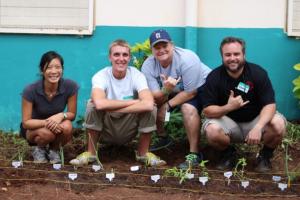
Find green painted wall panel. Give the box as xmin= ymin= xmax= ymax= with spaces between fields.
xmin=0 ymin=26 xmax=299 ymax=131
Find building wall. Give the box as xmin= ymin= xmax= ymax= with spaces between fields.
xmin=0 ymin=0 xmax=299 ymax=131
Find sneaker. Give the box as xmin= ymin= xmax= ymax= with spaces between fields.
xmin=32 ymin=146 xmax=48 ymax=164
xmin=69 ymin=151 xmax=97 ymax=166
xmin=149 ymin=136 xmax=173 ymax=151
xmin=48 ymin=149 xmax=61 ymax=164
xmin=254 ymin=154 xmax=272 ymax=173
xmin=136 ymin=152 xmax=167 ymax=166
xmin=178 ymin=153 xmax=203 ymax=170
xmin=216 ymin=146 xmax=236 ymax=170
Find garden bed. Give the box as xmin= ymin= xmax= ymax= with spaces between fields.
xmin=0 ymin=128 xmax=300 ymax=200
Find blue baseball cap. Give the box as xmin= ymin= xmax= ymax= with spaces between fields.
xmin=149 ymin=29 xmax=172 ymax=48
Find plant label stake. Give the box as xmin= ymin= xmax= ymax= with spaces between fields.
xmin=12 ymin=161 xmax=22 ymax=168
xmin=272 ymin=176 xmax=281 ymax=182
xmin=92 ymin=165 xmax=101 ymax=172
xmin=130 ymin=166 xmax=140 ymax=172
xmin=165 ymin=111 xmax=170 ymax=122
xmin=241 ymin=180 xmax=249 ymax=189
xmin=151 ymin=175 xmax=160 ymax=183
xmin=106 ymin=173 xmax=115 ymax=182
xmin=53 ymin=164 xmax=61 ymax=170
xmin=185 ymin=173 xmax=194 ymax=179
xmin=199 ymin=176 xmax=208 ymax=186
xmin=224 ymin=171 xmax=232 ymax=185
xmin=68 ymin=173 xmax=78 ymax=181
xmin=278 ymin=183 xmax=287 ymax=191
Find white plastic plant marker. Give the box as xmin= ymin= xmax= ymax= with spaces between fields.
xmin=106 ymin=173 xmax=115 ymax=182
xmin=130 ymin=166 xmax=140 ymax=172
xmin=224 ymin=171 xmax=232 ymax=185
xmin=92 ymin=165 xmax=101 ymax=172
xmin=199 ymin=176 xmax=208 ymax=186
xmin=278 ymin=183 xmax=287 ymax=191
xmin=185 ymin=173 xmax=194 ymax=179
xmin=272 ymin=175 xmax=281 ymax=182
xmin=68 ymin=173 xmax=78 ymax=181
xmin=53 ymin=163 xmax=61 ymax=170
xmin=151 ymin=175 xmax=160 ymax=183
xmin=241 ymin=180 xmax=249 ymax=189
xmin=12 ymin=161 xmax=22 ymax=168
xmin=224 ymin=171 xmax=233 ymax=179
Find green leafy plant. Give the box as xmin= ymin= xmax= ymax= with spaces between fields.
xmin=292 ymin=63 xmax=300 ymax=102
xmin=130 ymin=39 xmax=152 ymax=70
xmin=233 ymin=158 xmax=247 ymax=181
xmin=199 ymin=160 xmax=209 ymax=177
xmin=164 ymin=167 xmax=191 ymax=184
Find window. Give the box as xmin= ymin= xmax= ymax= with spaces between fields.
xmin=287 ymin=0 xmax=300 ymax=37
xmin=0 ymin=0 xmax=94 ymax=35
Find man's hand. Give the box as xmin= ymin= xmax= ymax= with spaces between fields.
xmin=245 ymin=126 xmax=262 ymax=145
xmin=160 ymin=74 xmax=181 ymax=91
xmin=227 ymin=90 xmax=249 ymax=111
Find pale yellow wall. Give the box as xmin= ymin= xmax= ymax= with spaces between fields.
xmin=95 ymin=0 xmax=287 ymax=28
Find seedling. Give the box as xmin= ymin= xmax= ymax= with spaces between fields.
xmin=164 ymin=167 xmax=190 ymax=184
xmin=59 ymin=144 xmax=64 ymax=167
xmin=233 ymin=158 xmax=247 ymax=181
xmin=199 ymin=160 xmax=209 ymax=177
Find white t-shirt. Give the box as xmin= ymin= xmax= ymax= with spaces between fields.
xmin=92 ymin=66 xmax=148 ymax=100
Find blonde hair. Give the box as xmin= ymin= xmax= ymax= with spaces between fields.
xmin=109 ymin=39 xmax=131 ymax=55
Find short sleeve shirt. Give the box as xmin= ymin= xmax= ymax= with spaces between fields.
xmin=141 ymin=47 xmax=211 ymax=92
xmin=92 ymin=66 xmax=148 ymax=100
xmin=22 ymin=78 xmax=79 ymax=119
xmin=202 ymin=62 xmax=275 ymax=122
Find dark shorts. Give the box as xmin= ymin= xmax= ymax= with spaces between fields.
xmin=168 ymin=85 xmax=204 ymax=113
xmin=19 ymin=123 xmax=35 ymax=146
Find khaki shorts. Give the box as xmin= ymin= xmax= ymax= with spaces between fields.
xmin=202 ymin=112 xmax=286 ymax=143
xmin=84 ymin=100 xmax=157 ymax=145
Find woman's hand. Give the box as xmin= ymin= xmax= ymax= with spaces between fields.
xmin=45 ymin=113 xmax=64 ymax=134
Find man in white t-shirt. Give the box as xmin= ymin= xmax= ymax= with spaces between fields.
xmin=142 ymin=29 xmax=211 ymax=169
xmin=70 ymin=39 xmax=166 ymax=167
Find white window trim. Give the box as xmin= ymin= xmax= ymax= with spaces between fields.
xmin=0 ymin=0 xmax=95 ymax=35
xmin=287 ymin=0 xmax=300 ymax=37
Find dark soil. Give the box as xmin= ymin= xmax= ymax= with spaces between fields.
xmin=0 ymin=130 xmax=300 ymax=200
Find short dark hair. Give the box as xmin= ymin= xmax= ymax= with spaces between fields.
xmin=39 ymin=51 xmax=64 ymax=72
xmin=220 ymin=37 xmax=246 ymax=55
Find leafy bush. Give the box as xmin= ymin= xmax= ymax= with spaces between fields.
xmin=292 ymin=63 xmax=300 ymax=101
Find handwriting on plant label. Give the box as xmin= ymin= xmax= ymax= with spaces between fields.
xmin=272 ymin=176 xmax=281 ymax=182
xmin=241 ymin=180 xmax=249 ymax=189
xmin=12 ymin=161 xmax=22 ymax=168
xmin=68 ymin=173 xmax=78 ymax=181
xmin=92 ymin=165 xmax=101 ymax=172
xmin=53 ymin=163 xmax=61 ymax=170
xmin=106 ymin=173 xmax=115 ymax=182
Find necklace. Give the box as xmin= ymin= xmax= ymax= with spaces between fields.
xmin=45 ymin=91 xmax=57 ymax=98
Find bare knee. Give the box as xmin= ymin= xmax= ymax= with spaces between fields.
xmin=205 ymin=124 xmax=223 ymax=142
xmin=32 ymin=129 xmax=56 ymax=145
xmin=181 ymin=103 xmax=197 ymax=118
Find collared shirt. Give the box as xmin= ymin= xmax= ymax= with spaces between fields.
xmin=22 ymin=78 xmax=79 ymax=119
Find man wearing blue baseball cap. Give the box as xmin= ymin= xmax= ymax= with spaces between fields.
xmin=141 ymin=29 xmax=211 ymax=169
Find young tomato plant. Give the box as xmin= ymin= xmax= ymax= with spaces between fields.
xmin=164 ymin=167 xmax=190 ymax=184
xmin=233 ymin=158 xmax=247 ymax=181
xmin=199 ymin=160 xmax=209 ymax=177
